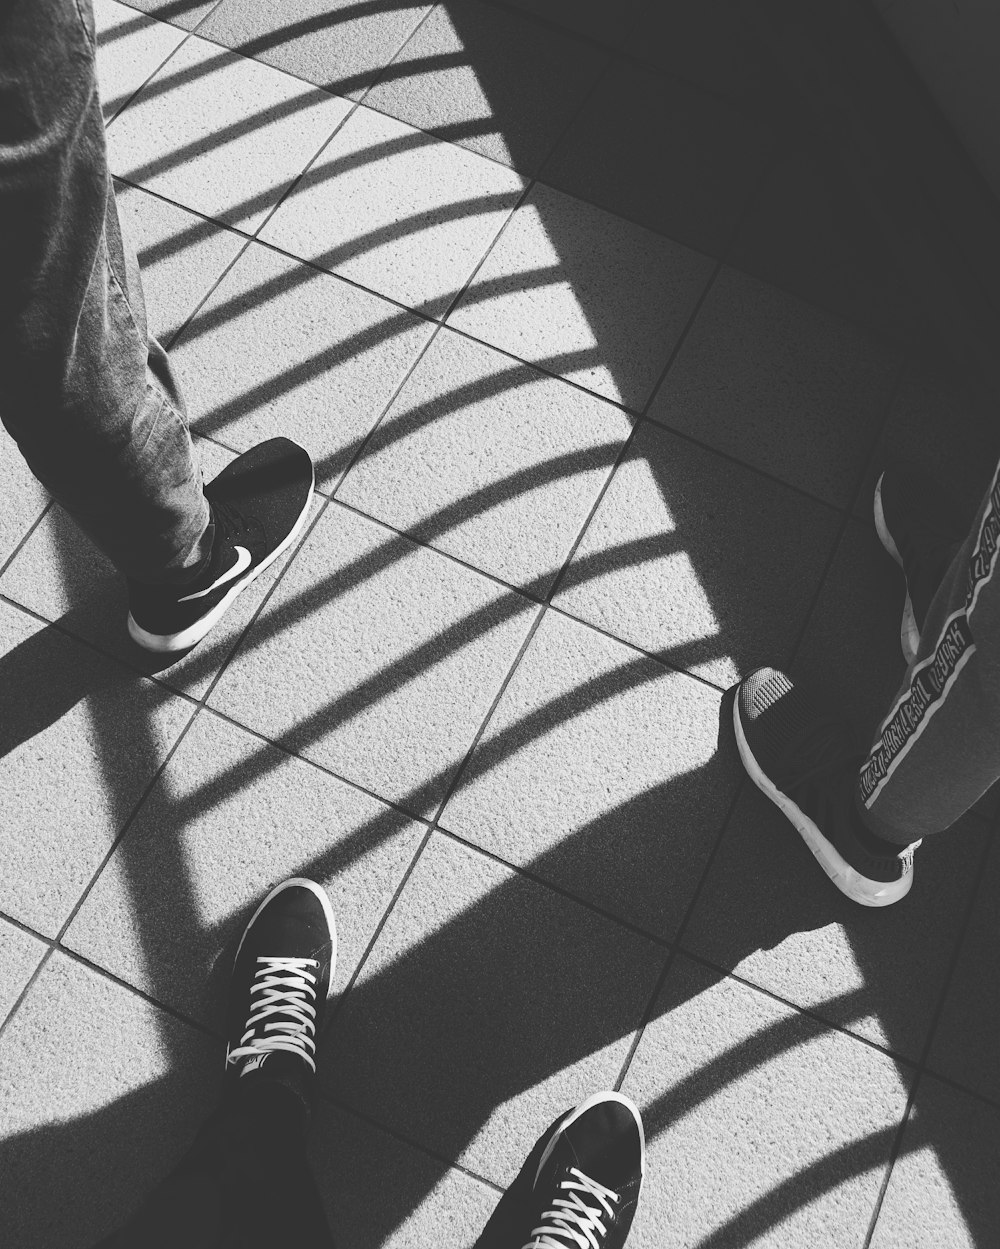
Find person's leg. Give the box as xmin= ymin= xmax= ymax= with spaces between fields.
xmin=95 ymin=878 xmax=337 ymax=1249
xmin=733 ymin=454 xmax=1000 ymax=906
xmin=0 ymin=0 xmax=211 ymax=584
xmin=97 ymin=1082 xmax=332 ymax=1249
xmin=859 ymin=456 xmax=1000 ymax=842
xmin=1 ymin=0 xmax=316 ymax=655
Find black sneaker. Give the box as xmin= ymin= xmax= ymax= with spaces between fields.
xmin=874 ymin=461 xmax=965 ymax=664
xmin=127 ymin=437 xmax=314 ymax=653
xmin=225 ymin=877 xmax=336 ymax=1110
xmin=509 ymin=1092 xmax=644 ymax=1249
xmin=734 ymin=667 xmax=920 ymax=906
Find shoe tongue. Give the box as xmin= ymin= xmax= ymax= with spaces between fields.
xmin=560 ymin=1104 xmax=635 ymax=1192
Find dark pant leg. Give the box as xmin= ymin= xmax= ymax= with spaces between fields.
xmin=857 ymin=455 xmax=1000 ymax=842
xmin=96 ymin=1083 xmax=334 ymax=1249
xmin=0 ymin=0 xmax=210 ymax=584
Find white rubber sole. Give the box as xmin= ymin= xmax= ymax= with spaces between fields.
xmin=127 ymin=479 xmax=313 ymax=654
xmin=233 ymin=876 xmax=338 ymax=996
xmin=733 ymin=696 xmax=912 ymax=907
xmin=535 ymin=1089 xmax=646 ymax=1187
xmin=873 ymin=472 xmax=919 ymax=665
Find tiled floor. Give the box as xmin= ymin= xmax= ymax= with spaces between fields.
xmin=1 ymin=2 xmax=998 ymax=1246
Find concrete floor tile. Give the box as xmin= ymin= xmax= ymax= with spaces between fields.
xmin=365 ymin=0 xmax=607 ymax=174
xmin=172 ymin=242 xmax=435 ymax=488
xmin=623 ymin=0 xmax=802 ymax=134
xmin=337 ymin=328 xmax=633 ymax=591
xmin=0 ymin=601 xmax=193 ymax=936
xmin=621 ymin=956 xmax=910 ymax=1248
xmin=107 ymin=33 xmax=351 ymax=229
xmin=0 ymin=952 xmax=216 ymax=1249
xmin=448 ymin=182 xmax=715 ymax=410
xmin=0 ymin=431 xmax=48 ymax=571
xmin=65 ymin=710 xmax=425 ymax=1025
xmin=553 ymin=422 xmax=841 ymax=687
xmin=540 ymin=61 xmax=779 ymax=257
xmin=200 ymin=0 xmax=433 ymax=99
xmin=928 ymin=841 xmax=1000 ymax=1102
xmin=208 ymin=503 xmax=540 ymax=816
xmin=499 ymin=0 xmax=646 ymax=47
xmin=94 ymin=0 xmax=188 ymax=121
xmin=0 ymin=442 xmax=312 ymax=701
xmin=649 ymin=267 xmax=900 ymax=507
xmin=440 ymin=610 xmax=739 ymax=937
xmin=727 ymin=141 xmax=927 ymax=348
xmin=0 ymin=918 xmax=46 ymax=1028
xmin=309 ymin=1100 xmax=499 ymax=1248
xmin=857 ymin=365 xmax=1000 ymax=523
xmin=113 ymin=180 xmax=247 ymax=346
xmin=683 ymin=785 xmax=989 ymax=1061
xmin=321 ymin=833 xmax=665 ymax=1184
xmin=118 ymin=0 xmax=219 ymax=30
xmin=259 ymin=103 xmax=526 ymax=316
xmin=869 ymin=1077 xmax=1000 ymax=1249
xmin=793 ymin=518 xmax=912 ymax=735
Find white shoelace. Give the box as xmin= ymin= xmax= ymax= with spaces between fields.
xmin=523 ymin=1168 xmax=621 ymax=1249
xmin=226 ymin=956 xmax=320 ymax=1073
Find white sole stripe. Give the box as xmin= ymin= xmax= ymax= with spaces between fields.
xmin=128 ymin=486 xmax=313 ymax=653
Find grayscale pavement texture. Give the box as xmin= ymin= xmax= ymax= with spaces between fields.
xmin=1 ymin=1 xmax=998 ymax=1246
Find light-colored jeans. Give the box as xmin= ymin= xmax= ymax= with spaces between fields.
xmin=0 ymin=0 xmax=209 ymax=584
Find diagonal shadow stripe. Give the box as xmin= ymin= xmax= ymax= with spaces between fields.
xmin=694 ymin=1125 xmax=907 ymax=1249
xmin=131 ymin=120 xmax=501 ymax=273
xmin=177 ymin=413 xmax=626 ymax=692
xmin=116 ymin=42 xmax=474 ymax=113
xmin=195 ymin=629 xmax=727 ymax=909
xmin=96 ymin=0 xmax=220 ymax=47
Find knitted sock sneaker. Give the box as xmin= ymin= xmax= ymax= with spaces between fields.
xmin=127 ymin=437 xmax=313 ymax=654
xmin=225 ymin=878 xmax=336 ymax=1115
xmin=874 ymin=460 xmax=966 ymax=664
xmin=734 ymin=667 xmax=920 ymax=906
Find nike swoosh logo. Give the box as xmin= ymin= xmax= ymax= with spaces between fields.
xmin=178 ymin=546 xmax=252 ymax=602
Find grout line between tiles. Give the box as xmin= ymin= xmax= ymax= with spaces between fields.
xmin=324 ymin=494 xmax=732 ymax=699
xmin=318 ymin=826 xmax=435 ymax=1042
xmin=785 ymin=352 xmax=909 ymax=670
xmin=317 ymin=598 xmax=548 ymax=1038
xmin=0 ymin=589 xmax=205 ymax=709
xmin=0 ymin=499 xmax=53 ymax=582
xmin=861 ymin=823 xmax=999 ymax=1247
xmin=544 ymin=260 xmax=724 ymax=607
xmin=0 ymin=947 xmax=58 ymax=1046
xmin=111 ymin=3 xmax=915 ymax=365
xmin=157 ymin=111 xmax=369 ymax=357
xmin=312 ymin=1084 xmax=506 ymax=1196
xmin=195 ymin=701 xmax=438 ymax=829
xmin=101 ymin=0 xmax=227 ymax=129
xmin=612 ymin=767 xmax=748 ymax=1092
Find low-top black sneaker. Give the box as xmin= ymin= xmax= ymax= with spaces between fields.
xmin=225 ymin=877 xmax=336 ymax=1111
xmin=127 ymin=437 xmax=314 ymax=653
xmin=874 ymin=461 xmax=965 ymax=664
xmin=509 ymin=1092 xmax=644 ymax=1249
xmin=734 ymin=667 xmax=920 ymax=907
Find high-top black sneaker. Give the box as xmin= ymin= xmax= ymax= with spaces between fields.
xmin=127 ymin=437 xmax=314 ymax=653
xmin=225 ymin=877 xmax=336 ymax=1111
xmin=874 ymin=461 xmax=965 ymax=664
xmin=734 ymin=667 xmax=920 ymax=907
xmin=507 ymin=1092 xmax=644 ymax=1249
